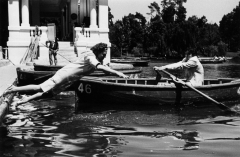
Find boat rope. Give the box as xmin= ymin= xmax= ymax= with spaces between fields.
xmin=41 ymin=43 xmax=72 ymax=63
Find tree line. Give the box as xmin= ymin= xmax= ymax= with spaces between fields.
xmin=108 ymin=0 xmax=240 ymax=59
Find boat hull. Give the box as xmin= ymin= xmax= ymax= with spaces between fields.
xmin=34 ymin=64 xmax=63 ymax=71
xmin=200 ymin=60 xmax=224 ymax=64
xmin=34 ymin=63 xmax=136 ymax=71
xmin=111 ymin=60 xmax=149 ymax=67
xmin=16 ymin=67 xmax=142 ymax=86
xmin=74 ymin=77 xmax=240 ymax=109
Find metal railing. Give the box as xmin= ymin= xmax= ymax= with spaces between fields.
xmin=20 ymin=36 xmax=40 ymax=64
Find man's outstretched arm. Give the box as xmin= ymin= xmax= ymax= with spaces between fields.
xmin=97 ymin=64 xmax=129 ymax=78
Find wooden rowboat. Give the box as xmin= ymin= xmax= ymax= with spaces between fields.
xmin=199 ymin=59 xmax=224 ymax=64
xmin=34 ymin=63 xmax=135 ymax=71
xmin=34 ymin=64 xmax=63 ymax=71
xmin=16 ymin=67 xmax=142 ymax=86
xmin=74 ymin=77 xmax=240 ymax=108
xmin=111 ymin=59 xmax=149 ymax=67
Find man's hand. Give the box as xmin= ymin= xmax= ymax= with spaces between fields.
xmin=116 ymin=72 xmax=129 ymax=79
xmin=173 ymin=77 xmax=186 ymax=85
xmin=153 ymin=66 xmax=165 ymax=71
xmin=237 ymin=87 xmax=240 ymax=95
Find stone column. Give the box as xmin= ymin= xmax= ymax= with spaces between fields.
xmin=0 ymin=46 xmax=3 ymax=59
xmin=62 ymin=9 xmax=65 ymax=39
xmin=8 ymin=0 xmax=20 ymax=27
xmin=66 ymin=5 xmax=69 ymax=37
xmin=98 ymin=0 xmax=108 ymax=29
xmin=21 ymin=0 xmax=30 ymax=27
xmin=89 ymin=0 xmax=97 ymax=28
xmin=98 ymin=0 xmax=110 ymax=65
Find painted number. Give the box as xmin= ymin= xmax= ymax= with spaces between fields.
xmin=85 ymin=84 xmax=92 ymax=93
xmin=78 ymin=83 xmax=84 ymax=93
xmin=78 ymin=83 xmax=92 ymax=94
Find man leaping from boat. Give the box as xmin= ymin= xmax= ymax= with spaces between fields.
xmin=153 ymin=49 xmax=204 ymax=86
xmin=3 ymin=43 xmax=129 ymax=105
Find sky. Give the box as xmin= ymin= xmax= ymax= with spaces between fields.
xmin=108 ymin=0 xmax=240 ymax=24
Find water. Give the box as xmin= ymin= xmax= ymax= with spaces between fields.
xmin=1 ymin=60 xmax=240 ymax=157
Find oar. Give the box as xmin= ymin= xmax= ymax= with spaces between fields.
xmin=157 ymin=69 xmax=237 ymax=113
xmin=154 ymin=69 xmax=182 ymax=105
xmin=34 ymin=72 xmax=54 ymax=81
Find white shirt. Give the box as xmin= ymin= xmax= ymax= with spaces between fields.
xmin=163 ymin=56 xmax=204 ymax=86
xmin=51 ymin=51 xmax=100 ymax=84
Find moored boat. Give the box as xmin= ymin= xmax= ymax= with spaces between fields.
xmin=34 ymin=64 xmax=63 ymax=71
xmin=16 ymin=67 xmax=142 ymax=86
xmin=200 ymin=59 xmax=224 ymax=64
xmin=74 ymin=76 xmax=240 ymax=109
xmin=111 ymin=59 xmax=150 ymax=67
xmin=34 ymin=63 xmax=135 ymax=71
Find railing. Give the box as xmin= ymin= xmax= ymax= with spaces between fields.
xmin=29 ymin=29 xmax=42 ymax=37
xmin=74 ymin=27 xmax=109 ymax=43
xmin=0 ymin=47 xmax=8 ymax=59
xmin=20 ymin=35 xmax=40 ymax=64
xmin=80 ymin=28 xmax=91 ymax=38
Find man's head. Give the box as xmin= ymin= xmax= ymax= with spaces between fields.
xmin=91 ymin=43 xmax=108 ymax=62
xmin=185 ymin=49 xmax=197 ymax=61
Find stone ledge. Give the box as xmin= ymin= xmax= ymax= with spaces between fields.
xmin=0 ymin=60 xmax=11 ymax=67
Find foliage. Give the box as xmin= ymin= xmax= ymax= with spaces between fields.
xmin=132 ymin=47 xmax=144 ymax=57
xmin=110 ymin=44 xmax=121 ymax=57
xmin=219 ymin=2 xmax=240 ymax=51
xmin=108 ymin=7 xmax=114 ymax=27
xmin=205 ymin=45 xmax=218 ymax=57
xmin=217 ymin=41 xmax=228 ymax=56
xmin=108 ymin=0 xmax=239 ymax=58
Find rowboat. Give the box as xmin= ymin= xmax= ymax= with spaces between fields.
xmin=34 ymin=63 xmax=135 ymax=71
xmin=16 ymin=67 xmax=142 ymax=86
xmin=34 ymin=64 xmax=63 ymax=71
xmin=74 ymin=76 xmax=240 ymax=109
xmin=199 ymin=59 xmax=224 ymax=64
xmin=111 ymin=59 xmax=149 ymax=67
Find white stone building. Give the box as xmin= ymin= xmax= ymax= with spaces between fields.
xmin=7 ymin=0 xmax=111 ymax=65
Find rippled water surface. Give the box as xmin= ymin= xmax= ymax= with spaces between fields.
xmin=1 ymin=60 xmax=240 ymax=157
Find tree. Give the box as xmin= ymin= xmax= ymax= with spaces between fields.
xmin=147 ymin=2 xmax=161 ymax=19
xmin=108 ymin=7 xmax=114 ymax=27
xmin=148 ymin=15 xmax=166 ymax=57
xmin=219 ymin=2 xmax=240 ymax=51
xmin=175 ymin=5 xmax=186 ymax=23
xmin=217 ymin=41 xmax=228 ymax=56
xmin=109 ymin=20 xmax=125 ymax=57
xmin=162 ymin=5 xmax=176 ymax=23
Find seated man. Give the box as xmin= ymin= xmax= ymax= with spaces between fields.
xmin=153 ymin=49 xmax=204 ymax=86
